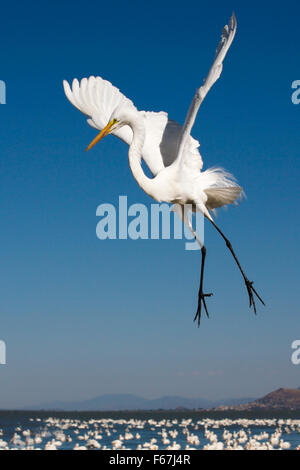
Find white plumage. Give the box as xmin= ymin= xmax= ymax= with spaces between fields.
xmin=63 ymin=13 xmax=264 ymax=325
xmin=63 ymin=76 xmax=239 ymax=214
xmin=64 ymin=77 xmax=203 ymax=178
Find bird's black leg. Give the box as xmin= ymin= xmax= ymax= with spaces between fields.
xmin=208 ymin=218 xmax=265 ymax=314
xmin=194 ymin=246 xmax=213 ymax=327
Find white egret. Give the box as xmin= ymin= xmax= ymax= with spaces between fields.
xmin=63 ymin=13 xmax=264 ymax=325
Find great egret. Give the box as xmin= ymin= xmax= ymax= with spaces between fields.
xmin=63 ymin=13 xmax=264 ymax=325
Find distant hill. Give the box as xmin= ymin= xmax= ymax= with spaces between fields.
xmin=216 ymin=388 xmax=300 ymax=411
xmin=27 ymin=393 xmax=255 ymax=412
xmin=255 ymin=388 xmax=300 ymax=408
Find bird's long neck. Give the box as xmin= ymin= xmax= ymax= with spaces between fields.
xmin=128 ymin=115 xmax=155 ymax=198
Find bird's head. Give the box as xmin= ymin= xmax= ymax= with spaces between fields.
xmin=85 ymin=105 xmax=136 ymax=151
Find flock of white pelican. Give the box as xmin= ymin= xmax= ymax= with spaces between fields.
xmin=0 ymin=416 xmax=299 ymax=450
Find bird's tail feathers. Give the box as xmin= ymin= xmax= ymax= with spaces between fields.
xmin=200 ymin=167 xmax=243 ymax=210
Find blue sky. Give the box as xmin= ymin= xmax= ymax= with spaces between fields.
xmin=0 ymin=0 xmax=299 ymax=408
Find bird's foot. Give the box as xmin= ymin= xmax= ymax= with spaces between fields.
xmin=244 ymin=278 xmax=265 ymax=314
xmin=194 ymin=291 xmax=213 ymax=327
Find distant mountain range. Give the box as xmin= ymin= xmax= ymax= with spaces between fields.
xmin=27 ymin=393 xmax=255 ymax=411
xmin=24 ymin=388 xmax=300 ymax=412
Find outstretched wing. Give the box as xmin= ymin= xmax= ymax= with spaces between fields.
xmin=63 ymin=76 xmax=202 ymax=176
xmin=176 ymin=13 xmax=237 ymax=166
xmin=63 ymin=76 xmax=135 ymax=145
xmin=63 ymin=77 xmax=167 ymax=174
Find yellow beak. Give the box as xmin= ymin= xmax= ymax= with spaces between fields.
xmin=85 ymin=120 xmax=115 ymax=151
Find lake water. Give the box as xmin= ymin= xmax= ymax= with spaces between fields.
xmin=0 ymin=410 xmax=299 ymax=450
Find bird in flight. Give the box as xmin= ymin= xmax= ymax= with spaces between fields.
xmin=63 ymin=13 xmax=264 ymax=325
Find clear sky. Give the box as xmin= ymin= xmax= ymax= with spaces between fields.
xmin=0 ymin=0 xmax=299 ymax=408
